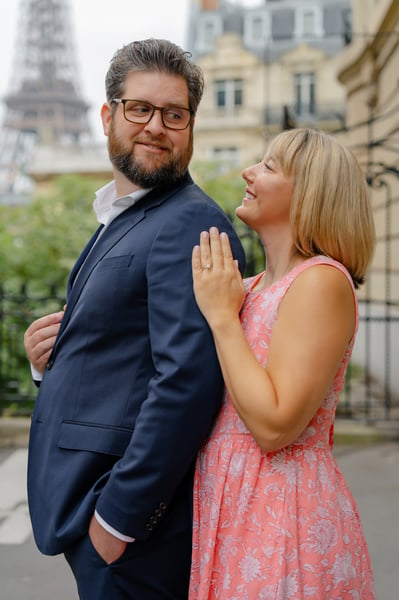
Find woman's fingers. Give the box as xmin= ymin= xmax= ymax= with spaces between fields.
xmin=194 ymin=228 xmax=235 ymax=273
xmin=220 ymin=231 xmax=233 ymax=262
xmin=208 ymin=227 xmax=224 ymax=269
xmin=192 ymin=244 xmax=202 ymax=274
xmin=200 ymin=230 xmax=212 ymax=270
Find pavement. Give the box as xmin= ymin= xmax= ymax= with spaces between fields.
xmin=1 ymin=416 xmax=399 ymax=599
xmin=0 ymin=417 xmax=32 ymax=449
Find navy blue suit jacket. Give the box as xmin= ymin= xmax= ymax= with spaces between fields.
xmin=27 ymin=172 xmax=245 ymax=562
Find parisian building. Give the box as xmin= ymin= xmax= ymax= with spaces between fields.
xmin=186 ymin=0 xmax=352 ymax=168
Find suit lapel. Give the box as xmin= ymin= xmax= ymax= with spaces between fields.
xmin=57 ymin=173 xmax=194 ymax=342
xmin=66 ymin=224 xmax=104 ymax=296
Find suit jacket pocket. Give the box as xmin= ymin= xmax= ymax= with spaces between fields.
xmin=96 ymin=255 xmax=134 ymax=271
xmin=59 ymin=420 xmax=133 ymax=457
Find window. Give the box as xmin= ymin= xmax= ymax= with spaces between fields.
xmin=197 ymin=15 xmax=222 ymax=52
xmin=203 ymin=20 xmax=216 ymax=46
xmin=294 ymin=73 xmax=315 ymax=116
xmin=211 ymin=147 xmax=240 ymax=170
xmin=215 ymin=80 xmax=243 ymax=109
xmin=252 ymin=16 xmax=264 ymax=39
xmin=294 ymin=6 xmax=323 ymax=39
xmin=244 ymin=12 xmax=270 ymax=47
xmin=303 ymin=11 xmax=315 ymax=37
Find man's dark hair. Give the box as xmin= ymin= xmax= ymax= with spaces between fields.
xmin=105 ymin=38 xmax=204 ymax=114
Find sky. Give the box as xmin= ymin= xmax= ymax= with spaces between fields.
xmin=0 ymin=0 xmax=261 ymax=143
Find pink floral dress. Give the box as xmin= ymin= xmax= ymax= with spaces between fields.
xmin=189 ymin=256 xmax=376 ymax=599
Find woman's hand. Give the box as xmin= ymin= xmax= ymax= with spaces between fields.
xmin=192 ymin=227 xmax=245 ymax=328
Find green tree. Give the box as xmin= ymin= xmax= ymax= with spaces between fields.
xmin=0 ymin=174 xmax=106 ymax=414
xmin=0 ymin=174 xmax=104 ymax=294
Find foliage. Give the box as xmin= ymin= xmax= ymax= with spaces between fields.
xmin=0 ymin=174 xmax=104 ymax=294
xmin=0 ymin=174 xmax=106 ymax=415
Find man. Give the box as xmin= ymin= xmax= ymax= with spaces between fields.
xmin=24 ymin=39 xmax=245 ymax=599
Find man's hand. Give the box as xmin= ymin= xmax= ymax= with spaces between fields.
xmin=89 ymin=515 xmax=127 ymax=565
xmin=24 ymin=310 xmax=65 ymax=375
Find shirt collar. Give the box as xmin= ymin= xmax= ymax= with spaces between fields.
xmin=93 ymin=180 xmax=151 ymax=225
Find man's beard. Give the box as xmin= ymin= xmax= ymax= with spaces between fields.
xmin=108 ymin=126 xmax=193 ymax=189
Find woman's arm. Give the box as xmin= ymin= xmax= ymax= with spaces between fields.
xmin=192 ymin=229 xmax=355 ymax=451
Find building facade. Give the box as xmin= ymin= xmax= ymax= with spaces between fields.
xmin=187 ymin=0 xmax=352 ymax=167
xmin=337 ymin=0 xmax=399 ymax=398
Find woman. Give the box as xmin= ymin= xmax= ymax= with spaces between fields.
xmin=190 ymin=129 xmax=376 ymax=599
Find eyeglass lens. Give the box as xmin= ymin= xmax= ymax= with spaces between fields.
xmin=123 ymin=100 xmax=191 ymax=129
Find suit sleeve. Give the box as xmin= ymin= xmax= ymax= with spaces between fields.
xmin=95 ymin=198 xmax=245 ymax=540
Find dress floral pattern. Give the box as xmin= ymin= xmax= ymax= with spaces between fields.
xmin=189 ymin=256 xmax=376 ymax=599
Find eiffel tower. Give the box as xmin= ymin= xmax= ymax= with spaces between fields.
xmin=0 ymin=0 xmax=91 ymax=200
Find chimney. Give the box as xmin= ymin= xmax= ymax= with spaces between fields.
xmin=201 ymin=0 xmax=218 ymax=9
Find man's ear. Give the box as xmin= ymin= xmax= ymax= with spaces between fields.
xmin=100 ymin=102 xmax=112 ymax=136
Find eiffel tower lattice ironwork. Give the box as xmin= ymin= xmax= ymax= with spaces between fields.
xmin=0 ymin=0 xmax=91 ymax=199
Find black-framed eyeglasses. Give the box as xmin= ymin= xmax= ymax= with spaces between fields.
xmin=112 ymin=98 xmax=194 ymax=130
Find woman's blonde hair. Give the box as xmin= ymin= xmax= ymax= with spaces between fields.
xmin=267 ymin=128 xmax=376 ymax=287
